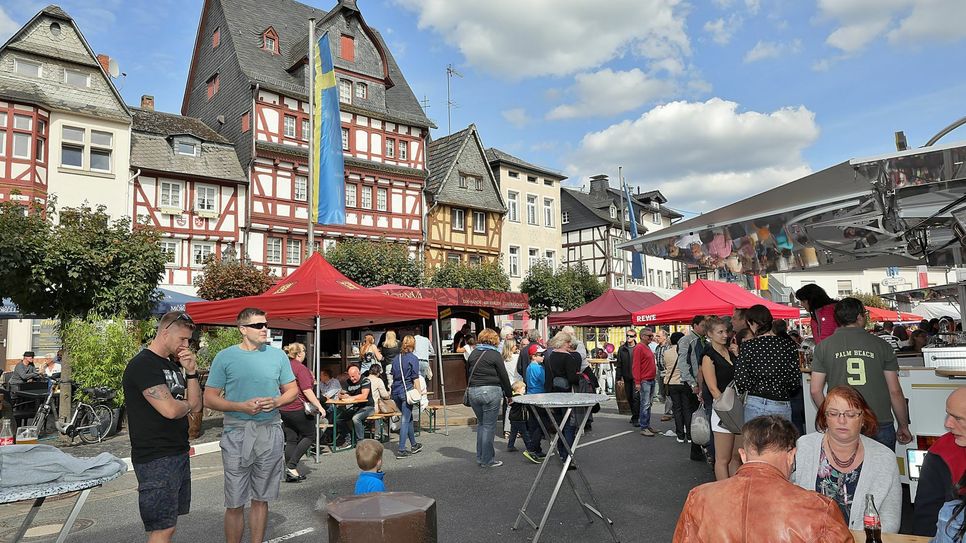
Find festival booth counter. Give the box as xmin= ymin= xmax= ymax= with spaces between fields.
xmin=375 ymin=285 xmax=529 ymax=404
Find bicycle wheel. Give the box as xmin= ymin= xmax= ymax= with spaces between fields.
xmin=76 ymin=404 xmax=112 ymax=444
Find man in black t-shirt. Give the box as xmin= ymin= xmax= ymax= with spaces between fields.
xmin=122 ymin=311 xmax=202 ymax=542
xmin=341 ymin=365 xmax=373 ymax=444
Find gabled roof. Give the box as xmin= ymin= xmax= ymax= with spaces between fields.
xmin=562 ymin=187 xmax=649 ymax=231
xmin=426 ymin=125 xmax=506 ymax=213
xmin=485 ymin=147 xmax=567 ymax=181
xmin=605 ymin=187 xmax=683 ymax=219
xmin=132 ymin=108 xmax=230 ymax=143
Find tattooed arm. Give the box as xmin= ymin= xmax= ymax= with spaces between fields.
xmin=143 ymin=384 xmax=192 ymax=420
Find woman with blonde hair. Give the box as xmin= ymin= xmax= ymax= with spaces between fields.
xmin=359 ymin=333 xmax=383 ymax=375
xmin=279 ymin=342 xmax=325 ymax=482
xmin=700 ymin=317 xmax=742 ymax=480
xmin=389 ymin=335 xmax=423 ymax=459
xmin=466 ymin=328 xmax=513 ymax=467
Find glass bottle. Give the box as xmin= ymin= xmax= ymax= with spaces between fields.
xmin=863 ymin=493 xmax=882 ymax=543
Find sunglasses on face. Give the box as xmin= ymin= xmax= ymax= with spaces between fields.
xmin=165 ymin=312 xmax=195 ymax=330
xmin=241 ymin=322 xmax=269 ymax=330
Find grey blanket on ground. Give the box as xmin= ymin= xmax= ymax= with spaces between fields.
xmin=0 ymin=444 xmax=127 ymax=487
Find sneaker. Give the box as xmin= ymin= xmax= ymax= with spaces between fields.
xmin=660 ymin=415 xmax=673 ymax=422
xmin=506 ymin=446 xmax=519 ymax=452
xmin=662 ymin=430 xmax=676 ymax=437
xmin=394 ymin=450 xmax=411 ymax=459
xmin=482 ymin=460 xmax=504 ymax=468
xmin=411 ymin=443 xmax=423 ymax=454
xmin=640 ymin=428 xmax=656 ymax=437
xmin=523 ymin=451 xmax=541 ymax=464
xmin=676 ymin=435 xmax=686 ymax=443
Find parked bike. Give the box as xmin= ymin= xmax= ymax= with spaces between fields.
xmin=33 ymin=379 xmax=115 ymax=444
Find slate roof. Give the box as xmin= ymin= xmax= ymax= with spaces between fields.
xmin=562 ymin=187 xmax=649 ymax=232
xmin=426 ymin=127 xmax=472 ymax=194
xmin=215 ymin=0 xmax=432 ymax=128
xmin=0 ymin=78 xmax=129 ymax=122
xmin=426 ymin=125 xmax=505 ymax=214
xmin=130 ymin=108 xmax=246 ymax=183
xmin=485 ymin=147 xmax=566 ymax=180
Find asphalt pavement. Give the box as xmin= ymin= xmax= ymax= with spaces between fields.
xmin=0 ymin=404 xmax=713 ymax=542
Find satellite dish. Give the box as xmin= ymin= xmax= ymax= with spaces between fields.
xmin=108 ymin=58 xmax=120 ymax=78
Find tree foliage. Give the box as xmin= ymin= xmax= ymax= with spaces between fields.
xmin=194 ymin=247 xmax=276 ymax=300
xmin=325 ymin=238 xmax=422 ymax=287
xmin=520 ymin=261 xmax=606 ymax=319
xmin=851 ymin=291 xmax=888 ymax=309
xmin=0 ymin=200 xmax=166 ymax=321
xmin=427 ymin=259 xmax=511 ymax=291
xmin=61 ymin=316 xmax=154 ymax=407
xmin=197 ymin=326 xmax=243 ymax=371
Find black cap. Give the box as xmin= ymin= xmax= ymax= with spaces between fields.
xmin=23 ymin=351 xmax=35 ymax=358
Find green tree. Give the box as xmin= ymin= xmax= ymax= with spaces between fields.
xmin=557 ymin=263 xmax=606 ymax=310
xmin=61 ymin=316 xmax=153 ymax=407
xmin=196 ymin=326 xmax=243 ymax=371
xmin=325 ymin=238 xmax=422 ymax=287
xmin=427 ymin=259 xmax=510 ymax=291
xmin=851 ymin=291 xmax=887 ymax=309
xmin=194 ymin=248 xmax=276 ymax=300
xmin=519 ymin=260 xmax=560 ymax=320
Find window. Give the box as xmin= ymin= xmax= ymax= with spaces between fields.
xmin=294 ymin=176 xmax=307 ymax=201
xmin=160 ymin=181 xmax=183 ymax=208
xmin=283 ymin=115 xmax=296 ymax=138
xmin=543 ymin=198 xmax=554 ymax=227
xmin=527 ymin=175 xmax=537 ymax=183
xmin=286 ymin=239 xmax=302 ymax=266
xmin=545 ymin=250 xmax=556 ymax=269
xmin=64 ymin=69 xmax=89 ymax=88
xmin=649 ymin=269 xmax=656 ymax=286
xmin=562 ymin=211 xmax=570 ymax=224
xmin=265 ymin=36 xmax=276 ymax=52
xmin=468 ymin=255 xmax=483 ymax=266
xmin=508 ymin=246 xmax=520 ymax=277
xmin=192 ymin=242 xmax=215 ymax=266
xmin=458 ymin=175 xmax=468 ymax=189
xmin=447 ymin=253 xmax=461 ymax=264
xmin=301 ymin=119 xmax=309 ymax=141
xmin=666 ymin=271 xmax=672 ymax=287
xmin=837 ymin=280 xmax=853 ymax=297
xmin=160 ymin=240 xmax=179 ymax=265
xmin=507 ymin=191 xmax=519 ymax=222
xmin=529 ymin=248 xmax=540 ymax=269
xmin=12 ymin=115 xmax=32 ymax=160
xmin=266 ymin=238 xmax=282 ymax=264
xmin=345 ymin=184 xmax=357 ymax=207
xmin=340 ymin=35 xmax=355 ymax=61
xmin=385 ymin=138 xmax=395 ymax=158
xmin=355 ymin=82 xmax=367 ymax=99
xmin=341 ymin=127 xmax=349 ymax=150
xmin=377 ymin=188 xmax=387 ymax=211
xmin=206 ymin=74 xmax=219 ymax=99
xmin=339 ymin=79 xmax=352 ymax=104
xmin=508 ymin=171 xmax=519 ymax=178
xmin=360 ymin=186 xmax=372 ymax=209
xmin=212 ymin=27 xmax=220 ymax=48
xmin=61 ymin=125 xmax=83 ymax=166
xmin=14 ymin=58 xmax=41 ymax=78
xmin=609 ymin=206 xmax=617 ymax=219
xmin=241 ymin=112 xmax=250 ymax=133
xmin=612 ymin=237 xmax=620 ymax=258
xmin=35 ymin=136 xmax=44 ymax=161
xmin=544 ymin=179 xmax=553 ymax=186
xmin=475 ymin=177 xmax=483 ymax=191
xmin=14 ymin=115 xmax=30 ymax=131
xmin=398 ymin=140 xmax=407 ymax=160
xmin=526 ymin=195 xmax=537 ymax=225
xmin=196 ymin=185 xmax=217 ymax=211
xmin=451 ymin=208 xmax=465 ymax=231
xmin=262 ymin=28 xmax=278 ymax=53
xmin=473 ymin=211 xmax=486 ymax=234
xmin=89 ymin=130 xmax=112 ymax=172
xmin=652 ymin=212 xmax=661 ymax=224
xmin=175 ymin=141 xmax=197 ymax=156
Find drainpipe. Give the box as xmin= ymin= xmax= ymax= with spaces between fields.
xmin=127 ymin=168 xmax=140 ymax=221
xmin=245 ymin=84 xmax=259 ymax=257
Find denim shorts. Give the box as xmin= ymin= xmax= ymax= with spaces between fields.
xmin=133 ymin=453 xmax=191 ymax=532
xmin=744 ymin=395 xmax=792 ymax=423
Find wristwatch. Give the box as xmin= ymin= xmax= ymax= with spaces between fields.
xmin=185 ymin=373 xmax=198 ymax=380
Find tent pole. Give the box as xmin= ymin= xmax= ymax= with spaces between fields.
xmin=314 ymin=315 xmax=321 ymax=463
xmin=432 ymin=318 xmax=449 ymax=435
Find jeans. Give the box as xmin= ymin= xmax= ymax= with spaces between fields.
xmin=638 ymin=380 xmax=655 ymax=430
xmin=393 ymin=395 xmax=417 ymax=452
xmin=874 ymin=422 xmax=897 ymax=451
xmin=467 ymin=385 xmax=502 ymax=465
xmin=623 ymin=377 xmax=640 ymax=421
xmin=352 ymin=406 xmax=375 ymax=441
xmin=552 ymin=408 xmax=577 ymax=461
xmin=744 ymin=395 xmax=792 ymax=422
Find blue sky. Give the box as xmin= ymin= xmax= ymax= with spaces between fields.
xmin=2 ymin=0 xmax=965 ymax=214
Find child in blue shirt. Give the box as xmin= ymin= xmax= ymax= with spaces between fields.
xmin=354 ymin=439 xmax=386 ymax=494
xmin=522 ymin=346 xmax=547 ymax=464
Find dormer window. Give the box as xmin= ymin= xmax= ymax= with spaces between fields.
xmin=262 ymin=27 xmax=279 ymax=54
xmin=174 ymin=137 xmax=200 ymax=157
xmin=609 ymin=205 xmax=617 ymax=219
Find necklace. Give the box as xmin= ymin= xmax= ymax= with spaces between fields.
xmin=826 ymin=437 xmax=859 ymax=469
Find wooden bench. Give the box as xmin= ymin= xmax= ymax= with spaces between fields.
xmin=366 ymin=412 xmax=400 ymax=443
xmin=422 ymin=404 xmax=445 ymax=433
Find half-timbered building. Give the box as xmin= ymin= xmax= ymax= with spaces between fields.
xmin=562 ymin=175 xmax=683 ymax=289
xmin=181 ymin=0 xmax=431 ymax=276
xmin=425 ymin=125 xmax=506 ymax=268
xmin=129 ymin=97 xmax=248 ymax=293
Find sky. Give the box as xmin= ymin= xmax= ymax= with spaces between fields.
xmin=2 ymin=0 xmax=966 ymax=216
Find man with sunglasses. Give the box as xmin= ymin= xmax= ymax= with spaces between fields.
xmin=122 ymin=310 xmax=202 ymax=542
xmin=204 ymin=307 xmax=298 ymax=543
xmin=617 ymin=330 xmax=640 ymax=425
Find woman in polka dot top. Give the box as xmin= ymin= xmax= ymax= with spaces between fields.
xmin=734 ymin=304 xmax=801 ymax=423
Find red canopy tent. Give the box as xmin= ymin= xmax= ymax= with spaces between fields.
xmin=373 ymin=284 xmax=528 ymax=318
xmin=185 ymin=253 xmax=438 ymax=330
xmin=865 ymin=306 xmax=924 ymax=323
xmin=631 ymin=279 xmax=800 ymax=325
xmin=548 ymin=289 xmax=663 ymax=326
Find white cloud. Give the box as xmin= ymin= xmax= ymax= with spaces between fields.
xmin=0 ymin=7 xmax=20 ymax=43
xmin=394 ymin=0 xmax=690 ymax=79
xmin=501 ymin=108 xmax=530 ymax=128
xmin=743 ymin=39 xmax=801 ymax=62
xmin=818 ymin=0 xmax=966 ymax=54
xmin=546 ymin=68 xmax=676 ymax=120
xmin=703 ymin=15 xmax=742 ymax=45
xmin=564 ymin=98 xmax=819 ymax=210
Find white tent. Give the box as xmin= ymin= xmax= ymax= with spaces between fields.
xmin=913 ymin=301 xmax=961 ymax=320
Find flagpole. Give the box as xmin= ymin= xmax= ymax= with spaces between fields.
xmin=307 ymin=18 xmax=316 ymax=252
xmin=618 ymin=166 xmax=628 ymax=290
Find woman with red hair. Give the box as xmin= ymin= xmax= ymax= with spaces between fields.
xmin=792 ymin=386 xmax=901 ymax=532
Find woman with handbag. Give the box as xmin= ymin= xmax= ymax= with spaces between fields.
xmin=700 ymin=318 xmax=742 ymax=481
xmin=369 ymin=363 xmax=394 ymax=437
xmin=390 ymin=335 xmax=423 ymax=459
xmin=664 ymin=332 xmax=689 ymax=443
xmin=280 ymin=343 xmax=326 ymax=482
xmin=359 ymin=333 xmax=383 ymax=375
xmin=734 ymin=304 xmax=801 ymax=423
xmin=465 ymin=328 xmax=513 ymax=468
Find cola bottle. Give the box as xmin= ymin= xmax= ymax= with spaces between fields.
xmin=863 ymin=493 xmax=883 ymax=543
xmin=0 ymin=419 xmax=13 ymax=446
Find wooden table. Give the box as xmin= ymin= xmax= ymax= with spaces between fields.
xmin=849 ymin=530 xmax=931 ymax=542
xmin=324 ymin=397 xmax=367 ymax=451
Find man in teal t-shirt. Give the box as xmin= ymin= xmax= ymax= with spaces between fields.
xmin=203 ymin=308 xmax=297 ymax=543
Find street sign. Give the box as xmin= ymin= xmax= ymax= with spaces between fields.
xmin=880 ymin=276 xmax=906 ymax=287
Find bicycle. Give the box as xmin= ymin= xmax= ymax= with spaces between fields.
xmin=33 ymin=379 xmax=115 ymax=444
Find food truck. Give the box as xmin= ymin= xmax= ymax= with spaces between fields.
xmin=619 ymin=139 xmax=966 ymax=500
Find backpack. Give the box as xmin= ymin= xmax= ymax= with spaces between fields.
xmin=577 ymin=371 xmax=601 ymax=413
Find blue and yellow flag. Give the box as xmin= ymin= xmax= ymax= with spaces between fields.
xmin=311 ymin=32 xmax=346 ymax=225
xmin=623 ymin=181 xmax=644 ymax=280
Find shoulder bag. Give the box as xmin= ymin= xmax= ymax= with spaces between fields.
xmin=690 ymin=406 xmax=711 ymax=446
xmin=463 ymin=350 xmax=485 ymax=406
xmin=712 ymin=381 xmax=745 ymax=434
xmin=396 ymin=354 xmax=422 ymax=405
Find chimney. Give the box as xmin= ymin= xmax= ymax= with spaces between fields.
xmin=140 ymin=95 xmax=155 ymax=112
xmin=96 ymin=54 xmax=111 ymax=74
xmin=588 ymin=174 xmax=609 ymax=198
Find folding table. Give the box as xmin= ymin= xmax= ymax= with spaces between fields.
xmin=512 ymin=392 xmax=620 ymax=543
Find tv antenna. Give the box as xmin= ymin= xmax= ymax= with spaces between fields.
xmin=446 ymin=64 xmax=462 ymax=135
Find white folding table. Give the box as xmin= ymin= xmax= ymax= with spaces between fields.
xmin=512 ymin=392 xmax=620 ymax=543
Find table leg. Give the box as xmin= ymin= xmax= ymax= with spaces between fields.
xmin=54 ymin=488 xmax=92 ymax=543
xmin=314 ymin=412 xmax=320 ymax=464
xmin=10 ymin=496 xmax=45 ymax=543
xmin=331 ymin=405 xmax=339 ymax=449
xmin=513 ymin=405 xmax=559 ymax=532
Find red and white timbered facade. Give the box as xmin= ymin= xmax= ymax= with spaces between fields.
xmin=0 ymin=101 xmax=49 ymax=204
